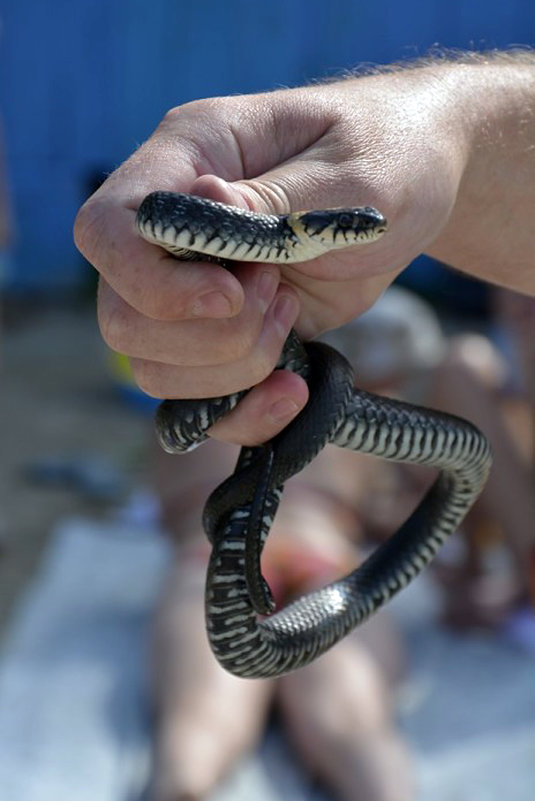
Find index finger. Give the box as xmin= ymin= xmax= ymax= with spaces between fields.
xmin=74 ymin=190 xmax=246 ymax=321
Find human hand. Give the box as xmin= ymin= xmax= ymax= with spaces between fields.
xmin=74 ymin=57 xmax=534 ymax=446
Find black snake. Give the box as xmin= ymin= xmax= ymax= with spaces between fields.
xmin=136 ymin=190 xmax=492 ymax=679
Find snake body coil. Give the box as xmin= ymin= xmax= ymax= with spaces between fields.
xmin=136 ymin=191 xmax=492 ymax=679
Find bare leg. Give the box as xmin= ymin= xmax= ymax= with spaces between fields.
xmin=150 ymin=439 xmax=410 ymax=800
xmin=277 ymin=614 xmax=413 ymax=801
xmin=150 ymin=554 xmax=274 ymax=801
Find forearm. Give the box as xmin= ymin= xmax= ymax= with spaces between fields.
xmin=424 ymin=54 xmax=535 ymax=293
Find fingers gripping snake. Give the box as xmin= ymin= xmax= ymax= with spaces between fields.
xmin=136 ymin=191 xmax=492 ymax=679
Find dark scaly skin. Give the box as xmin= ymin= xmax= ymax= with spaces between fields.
xmin=135 ymin=191 xmax=492 ymax=678
xmin=204 ymin=389 xmax=491 ymax=678
xmin=136 ymin=191 xmax=387 ymax=263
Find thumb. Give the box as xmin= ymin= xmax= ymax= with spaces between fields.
xmin=189 ymin=150 xmax=362 ymax=219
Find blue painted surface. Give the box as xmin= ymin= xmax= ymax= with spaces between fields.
xmin=0 ymin=0 xmax=533 ymax=291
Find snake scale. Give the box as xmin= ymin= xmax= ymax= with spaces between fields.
xmin=136 ymin=190 xmax=492 ymax=679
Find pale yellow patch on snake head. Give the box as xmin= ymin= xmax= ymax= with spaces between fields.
xmin=288 ymin=206 xmax=387 ymax=256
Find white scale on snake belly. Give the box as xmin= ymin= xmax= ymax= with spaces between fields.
xmin=160 ymin=226 xmax=262 ymax=262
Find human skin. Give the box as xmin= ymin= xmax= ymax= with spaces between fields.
xmin=74 ymin=54 xmax=535 ymax=446
xmin=151 ymin=438 xmax=411 ymax=801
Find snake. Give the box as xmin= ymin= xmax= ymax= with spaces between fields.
xmin=136 ymin=190 xmax=492 ymax=679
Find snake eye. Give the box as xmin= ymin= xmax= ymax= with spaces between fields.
xmin=337 ymin=212 xmax=354 ymax=228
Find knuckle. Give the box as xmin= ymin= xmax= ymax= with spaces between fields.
xmin=97 ymin=296 xmax=130 ymax=353
xmin=136 ymin=283 xmax=182 ymax=321
xmin=226 ymin=323 xmax=257 ymax=363
xmin=247 ymin=346 xmax=278 ymax=387
xmin=160 ymin=96 xmax=228 ymax=131
xmin=244 ymin=180 xmax=292 ymax=216
xmin=129 ymin=358 xmax=167 ymax=399
xmin=207 ymin=303 xmax=262 ymax=363
xmin=73 ymin=198 xmax=103 ymax=262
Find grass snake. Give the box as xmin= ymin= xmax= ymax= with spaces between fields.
xmin=136 ymin=191 xmax=492 ymax=679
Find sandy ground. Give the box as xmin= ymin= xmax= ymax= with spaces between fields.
xmin=1 ymin=513 xmax=534 ymax=801
xmin=1 ymin=302 xmax=534 ymax=801
xmin=1 ymin=301 xmax=152 ymax=632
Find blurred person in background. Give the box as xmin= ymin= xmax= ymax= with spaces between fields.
xmin=148 ymin=288 xmax=440 ymax=801
xmin=148 ymin=285 xmax=535 ymax=801
xmin=431 ymin=290 xmax=535 ymax=637
xmin=151 ymin=438 xmax=412 ymax=801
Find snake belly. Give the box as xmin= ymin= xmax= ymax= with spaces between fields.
xmin=136 ymin=191 xmax=492 ymax=679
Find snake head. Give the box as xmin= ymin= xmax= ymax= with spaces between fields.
xmin=293 ymin=206 xmax=387 ymax=251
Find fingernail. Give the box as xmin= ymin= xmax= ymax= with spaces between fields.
xmin=269 ymin=396 xmax=300 ymax=423
xmin=257 ymin=270 xmax=278 ymax=309
xmin=272 ymin=294 xmax=299 ymax=334
xmin=190 ymin=291 xmax=233 ymax=318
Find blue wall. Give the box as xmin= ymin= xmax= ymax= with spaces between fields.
xmin=1 ymin=0 xmax=534 ymax=292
